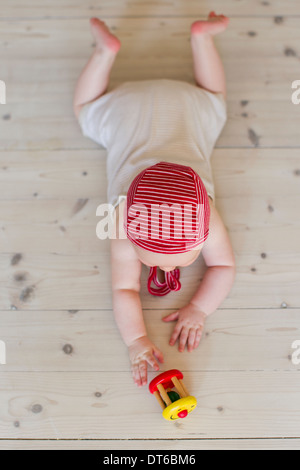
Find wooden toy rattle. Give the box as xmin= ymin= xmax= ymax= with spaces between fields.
xmin=149 ymin=369 xmax=197 ymax=421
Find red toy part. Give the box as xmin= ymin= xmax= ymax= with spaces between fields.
xmin=178 ymin=409 xmax=188 ymax=419
xmin=149 ymin=369 xmax=184 ymax=394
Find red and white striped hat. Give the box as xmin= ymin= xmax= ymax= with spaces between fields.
xmin=123 ymin=161 xmax=210 ymax=254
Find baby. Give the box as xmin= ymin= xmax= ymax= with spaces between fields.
xmin=74 ymin=12 xmax=236 ymax=387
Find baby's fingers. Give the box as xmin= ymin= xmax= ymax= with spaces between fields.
xmin=131 ymin=363 xmax=141 ymax=386
xmin=132 ymin=360 xmax=148 ymax=387
xmin=187 ymin=328 xmax=197 ymax=352
xmin=138 ymin=360 xmax=148 ymax=386
xmin=145 ymin=352 xmax=160 ymax=371
xmin=153 ymin=345 xmax=164 ymax=365
xmin=169 ymin=323 xmax=182 ymax=346
xmin=179 ymin=326 xmax=189 ymax=352
xmin=193 ymin=327 xmax=204 ymax=350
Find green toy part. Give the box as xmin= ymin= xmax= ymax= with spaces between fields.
xmin=168 ymin=391 xmax=180 ymax=402
xmin=162 ymin=390 xmax=180 ymax=407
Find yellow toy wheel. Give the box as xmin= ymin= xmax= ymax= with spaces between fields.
xmin=162 ymin=396 xmax=197 ymax=421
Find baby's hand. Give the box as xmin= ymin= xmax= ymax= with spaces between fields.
xmin=128 ymin=336 xmax=164 ymax=387
xmin=163 ymin=303 xmax=207 ymax=352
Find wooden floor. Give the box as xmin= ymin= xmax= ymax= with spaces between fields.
xmin=1 ymin=0 xmax=300 ymax=450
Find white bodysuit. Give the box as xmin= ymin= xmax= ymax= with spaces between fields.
xmin=78 ymin=79 xmax=227 ymax=210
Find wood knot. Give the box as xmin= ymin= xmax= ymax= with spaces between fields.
xmin=274 ymin=16 xmax=284 ymax=24
xmin=284 ymin=47 xmax=297 ymax=57
xmin=72 ymin=198 xmax=89 ymax=215
xmin=63 ymin=344 xmax=73 ymax=355
xmin=248 ymin=128 xmax=260 ymax=147
xmin=19 ymin=285 xmax=35 ymax=302
xmin=31 ymin=404 xmax=43 ymax=414
xmin=14 ymin=272 xmax=27 ymax=282
xmin=240 ymin=100 xmax=249 ymax=107
xmin=11 ymin=253 xmax=22 ymax=266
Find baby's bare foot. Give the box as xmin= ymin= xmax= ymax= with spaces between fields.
xmin=90 ymin=17 xmax=121 ymax=53
xmin=191 ymin=11 xmax=229 ymax=37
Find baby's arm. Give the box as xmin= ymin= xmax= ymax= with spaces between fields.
xmin=163 ymin=204 xmax=235 ymax=351
xmin=110 ymin=206 xmax=164 ymax=386
xmin=189 ymin=204 xmax=236 ymax=315
xmin=110 ymin=237 xmax=145 ymax=344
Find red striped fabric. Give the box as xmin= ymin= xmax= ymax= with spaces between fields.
xmin=147 ymin=267 xmax=181 ymax=296
xmin=123 ymin=161 xmax=211 ymax=296
xmin=124 ymin=161 xmax=210 ymax=253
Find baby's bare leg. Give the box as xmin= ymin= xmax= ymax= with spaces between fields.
xmin=190 ymin=12 xmax=229 ymax=99
xmin=73 ymin=18 xmax=121 ymax=118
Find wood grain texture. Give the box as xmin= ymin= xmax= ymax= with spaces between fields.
xmin=1 ymin=250 xmax=300 ymax=310
xmin=1 ymin=149 xmax=300 ymax=200
xmin=0 ymin=439 xmax=299 ymax=450
xmin=2 ymin=0 xmax=300 ymax=18
xmin=1 ymin=18 xmax=300 ymax=149
xmin=0 ymin=309 xmax=298 ymax=372
xmin=0 ymin=371 xmax=300 ymax=439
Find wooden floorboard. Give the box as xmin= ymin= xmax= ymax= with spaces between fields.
xmin=0 ymin=439 xmax=299 ymax=450
xmin=0 ymin=309 xmax=299 ymax=372
xmin=2 ymin=0 xmax=300 ymax=18
xmin=1 ymin=18 xmax=300 ymax=149
xmin=1 ymin=250 xmax=300 ymax=310
xmin=1 ymin=371 xmax=300 ymax=439
xmin=1 ymin=149 xmax=300 ymax=200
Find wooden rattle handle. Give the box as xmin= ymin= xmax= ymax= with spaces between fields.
xmin=154 ymin=390 xmax=166 ymax=410
xmin=179 ymin=379 xmax=189 ymax=397
xmin=157 ymin=384 xmax=172 ymax=406
xmin=171 ymin=376 xmax=187 ymax=398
